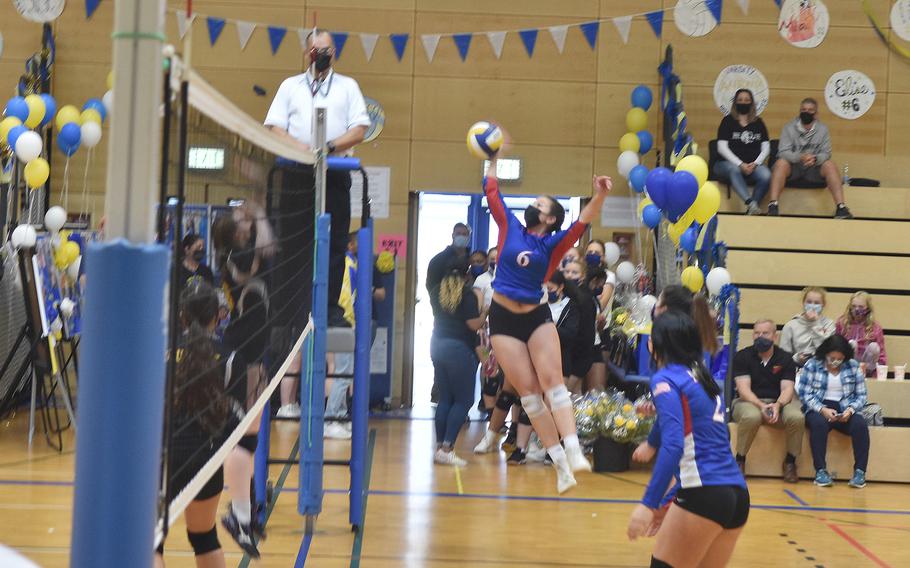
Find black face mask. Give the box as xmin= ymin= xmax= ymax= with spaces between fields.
xmin=753 ymin=337 xmax=774 ymax=353
xmin=192 ymin=250 xmax=205 ymax=262
xmin=735 ymin=103 xmax=751 ymax=115
xmin=799 ymin=111 xmax=815 ymax=125
xmin=524 ymin=206 xmax=542 ymax=228
xmin=313 ymin=49 xmax=333 ymax=72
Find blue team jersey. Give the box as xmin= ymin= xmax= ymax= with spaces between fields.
xmin=642 ymin=363 xmax=745 ymax=509
xmin=485 ymin=178 xmax=587 ymax=304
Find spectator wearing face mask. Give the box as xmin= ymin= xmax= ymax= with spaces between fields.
xmin=468 ymin=250 xmax=488 ymax=281
xmin=780 ymin=286 xmax=836 ymax=367
xmin=179 ymin=233 xmax=215 ymax=288
xmin=836 ymin=291 xmax=886 ymax=375
xmin=584 ymin=240 xmax=617 ymax=315
xmin=560 ymin=247 xmax=582 ymax=272
xmin=472 ymin=247 xmax=498 ymax=309
xmin=714 ymin=88 xmax=771 ymax=216
xmin=426 ymin=223 xmax=472 ymax=294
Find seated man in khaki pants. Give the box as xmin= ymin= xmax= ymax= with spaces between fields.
xmin=732 ymin=319 xmax=804 ymax=483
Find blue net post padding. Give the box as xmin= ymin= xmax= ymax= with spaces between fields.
xmin=254 ymin=401 xmax=271 ymax=525
xmin=350 ymin=221 xmax=373 ymax=530
xmin=299 ymin=214 xmax=331 ymax=517
xmin=70 ymin=241 xmax=169 ymax=568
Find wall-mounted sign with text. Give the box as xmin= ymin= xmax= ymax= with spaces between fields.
xmin=713 ymin=65 xmax=770 ymax=116
xmin=825 ymin=70 xmax=876 ymax=120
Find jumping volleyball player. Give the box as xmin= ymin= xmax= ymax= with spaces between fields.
xmin=481 ymin=152 xmax=612 ymax=493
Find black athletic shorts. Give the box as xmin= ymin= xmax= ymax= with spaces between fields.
xmin=488 ymin=300 xmax=552 ymax=343
xmin=675 ymin=485 xmax=750 ymax=529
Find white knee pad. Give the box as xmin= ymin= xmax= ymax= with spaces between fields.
xmin=546 ymin=385 xmax=572 ymax=411
xmin=520 ymin=394 xmax=547 ymax=419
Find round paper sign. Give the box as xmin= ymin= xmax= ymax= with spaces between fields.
xmin=778 ymin=0 xmax=829 ymax=49
xmin=825 ymin=70 xmax=876 ymax=120
xmin=674 ymin=0 xmax=718 ymax=38
xmin=713 ymin=65 xmax=770 ymax=116
xmin=12 ymin=0 xmax=66 ymax=23
xmin=892 ymin=0 xmax=910 ymax=42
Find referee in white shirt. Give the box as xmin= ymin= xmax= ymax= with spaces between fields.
xmin=265 ymin=28 xmax=370 ymax=324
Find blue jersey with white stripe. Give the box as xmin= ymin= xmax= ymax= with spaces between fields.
xmin=642 ymin=363 xmax=745 ymax=509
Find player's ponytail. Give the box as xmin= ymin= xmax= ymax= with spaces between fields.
xmin=651 ymin=311 xmax=721 ymax=399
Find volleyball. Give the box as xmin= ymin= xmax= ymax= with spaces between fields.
xmin=466 ymin=121 xmax=503 ymax=159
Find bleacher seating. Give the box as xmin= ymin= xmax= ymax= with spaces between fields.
xmin=708 ymin=138 xmax=826 ymax=200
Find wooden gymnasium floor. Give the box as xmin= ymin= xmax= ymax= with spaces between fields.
xmin=2 ymin=410 xmax=909 ymax=568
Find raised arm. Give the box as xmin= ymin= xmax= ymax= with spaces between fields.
xmin=579 ymin=176 xmax=612 ymax=225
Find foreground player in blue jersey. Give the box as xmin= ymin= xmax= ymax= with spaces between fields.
xmin=629 ymin=311 xmax=749 ymax=567
xmin=483 ymin=155 xmax=612 ymax=493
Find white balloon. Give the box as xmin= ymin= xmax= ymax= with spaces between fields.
xmin=603 ymin=242 xmax=621 ymax=266
xmin=14 ymin=130 xmax=42 ymax=163
xmin=81 ymin=121 xmax=102 ymax=148
xmin=102 ymin=90 xmax=114 ymax=115
xmin=45 ymin=206 xmax=67 ymax=232
xmin=11 ymin=224 xmax=37 ymax=248
xmin=640 ymin=294 xmax=658 ymax=311
xmin=59 ymin=298 xmax=75 ymax=317
xmin=616 ymin=261 xmax=636 ymax=284
xmin=706 ymin=267 xmax=732 ymax=295
xmin=68 ymin=256 xmax=82 ymax=281
xmin=617 ymin=150 xmax=640 ymax=178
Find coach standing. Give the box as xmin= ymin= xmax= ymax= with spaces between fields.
xmin=265 ymin=28 xmax=371 ymax=323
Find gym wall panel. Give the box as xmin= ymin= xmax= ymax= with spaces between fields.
xmin=887 ymin=34 xmax=910 ymax=94
xmin=354 ymin=75 xmax=413 ymax=141
xmin=595 ymin=5 xmax=663 ymax=85
xmin=354 ymin=139 xmax=412 ymax=204
xmin=718 ymin=217 xmax=910 ymax=254
xmin=593 ymin=147 xmax=634 ymax=195
xmin=416 ymin=0 xmax=597 ymax=18
xmin=885 ymin=93 xmax=910 ymax=157
xmin=717 ymin=185 xmax=910 ymax=218
xmin=726 ymin=250 xmax=910 ymax=290
xmin=594 ymin=83 xmax=661 ymax=149
xmin=737 ymin=289 xmax=910 ymax=333
xmin=197 ymin=69 xmax=299 ymax=123
xmin=309 ymin=0 xmax=416 ymax=9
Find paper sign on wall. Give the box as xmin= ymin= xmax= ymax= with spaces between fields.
xmin=378 ymin=233 xmax=407 ymax=259
xmin=674 ymin=0 xmax=718 ymax=38
xmin=713 ymin=65 xmax=769 ymax=116
xmin=12 ymin=0 xmax=65 ymax=22
xmin=351 ymin=166 xmax=390 ymax=219
xmin=778 ymin=0 xmax=829 ymax=49
xmin=892 ymin=0 xmax=910 ymax=42
xmin=825 ymin=70 xmax=876 ymax=120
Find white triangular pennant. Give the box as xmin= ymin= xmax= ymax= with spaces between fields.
xmin=360 ymin=33 xmax=379 ymax=61
xmin=613 ymin=16 xmax=632 ymax=44
xmin=736 ymin=0 xmax=749 ymax=15
xmin=421 ymin=34 xmax=441 ymax=63
xmin=486 ymin=31 xmax=507 ymax=59
xmin=236 ymin=21 xmax=256 ymax=50
xmin=548 ymin=25 xmax=569 ymax=54
xmin=176 ymin=10 xmax=196 ymax=40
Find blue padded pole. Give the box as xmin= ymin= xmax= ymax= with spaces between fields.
xmin=254 ymin=400 xmax=271 ymax=525
xmin=350 ymin=221 xmax=373 ymax=529
xmin=299 ymin=214 xmax=330 ymax=517
xmin=70 ymin=241 xmax=169 ymax=568
xmin=326 ymin=156 xmax=362 ymax=171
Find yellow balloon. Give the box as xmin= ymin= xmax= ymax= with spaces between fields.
xmin=681 ymin=266 xmax=704 ymax=293
xmin=107 ymin=71 xmax=114 ymax=91
xmin=626 ymin=108 xmax=648 ymax=132
xmin=0 ymin=117 xmax=22 ymax=145
xmin=667 ymin=220 xmax=684 ymax=245
xmin=24 ymin=158 xmax=50 ymax=189
xmin=637 ymin=197 xmax=653 ymax=218
xmin=676 ymin=154 xmax=709 ymax=188
xmin=80 ymin=108 xmax=102 ymax=125
xmin=691 ymin=181 xmax=721 ymax=224
xmin=618 ymin=132 xmax=641 ymax=153
xmin=675 ymin=211 xmax=695 ymax=232
xmin=62 ymin=241 xmax=80 ymax=264
xmin=24 ymin=95 xmax=46 ymax=129
xmin=56 ymin=105 xmax=81 ymax=131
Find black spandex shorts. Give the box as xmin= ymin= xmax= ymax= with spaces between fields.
xmin=488 ymin=300 xmax=552 ymax=343
xmin=675 ymin=485 xmax=750 ymax=529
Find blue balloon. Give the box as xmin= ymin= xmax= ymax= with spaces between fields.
xmin=631 ymin=85 xmax=653 ymax=111
xmin=40 ymin=94 xmax=57 ymax=128
xmin=680 ymin=226 xmax=699 ymax=254
xmin=58 ymin=122 xmax=82 ymax=157
xmin=4 ymin=97 xmax=29 ymax=122
xmin=637 ymin=130 xmax=653 ymax=155
xmin=629 ymin=165 xmax=649 ymax=193
xmin=83 ymin=99 xmax=107 ymax=123
xmin=667 ymin=170 xmax=700 ymax=220
xmin=642 ymin=204 xmax=662 ymax=229
xmin=7 ymin=125 xmax=28 ymax=149
xmin=645 ymin=167 xmax=673 ymax=211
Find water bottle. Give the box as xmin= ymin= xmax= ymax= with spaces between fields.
xmin=842 ymin=163 xmax=850 ymax=187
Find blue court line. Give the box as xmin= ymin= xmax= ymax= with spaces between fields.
xmin=784 ymin=489 xmax=809 ymax=506
xmin=293 ymin=531 xmax=313 ymax=568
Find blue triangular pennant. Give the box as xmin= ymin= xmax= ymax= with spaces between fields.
xmin=390 ymin=33 xmax=409 ymax=61
xmin=206 ymin=17 xmax=226 ymax=46
xmin=267 ymin=26 xmax=287 ymax=55
xmin=579 ymin=21 xmax=599 ymax=50
xmin=707 ymin=0 xmax=723 ymax=23
xmin=773 ymin=0 xmax=782 ymax=7
xmin=85 ymin=0 xmax=101 ymax=19
xmin=646 ymin=11 xmax=664 ymax=38
xmin=518 ymin=29 xmax=538 ymax=57
xmin=331 ymin=32 xmax=349 ymax=60
xmin=453 ymin=33 xmax=473 ymax=61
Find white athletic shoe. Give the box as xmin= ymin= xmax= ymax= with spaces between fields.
xmin=566 ymin=445 xmax=592 ymax=474
xmin=276 ymin=403 xmax=301 ymax=419
xmin=434 ymin=449 xmax=468 ymax=467
xmin=555 ymin=463 xmax=578 ymax=494
xmin=473 ymin=429 xmax=503 ymax=454
xmin=526 ymin=445 xmax=548 ymax=463
xmin=324 ymin=422 xmax=352 ymax=440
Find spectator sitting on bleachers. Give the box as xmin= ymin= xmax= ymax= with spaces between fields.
xmin=713 ymin=89 xmax=771 ymax=216
xmin=780 ymin=286 xmax=836 ymax=367
xmin=731 ymin=319 xmax=803 ymax=483
xmin=766 ymin=98 xmax=853 ymax=219
xmin=797 ymin=334 xmax=869 ymax=489
xmin=836 ymin=291 xmax=886 ymax=376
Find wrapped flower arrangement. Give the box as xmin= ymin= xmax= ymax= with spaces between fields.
xmin=574 ymin=389 xmax=656 ymax=444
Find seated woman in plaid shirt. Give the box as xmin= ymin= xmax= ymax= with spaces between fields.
xmin=797 ymin=334 xmax=869 ymax=489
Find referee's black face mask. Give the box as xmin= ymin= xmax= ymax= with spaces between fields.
xmin=311 ymin=48 xmax=333 ymax=72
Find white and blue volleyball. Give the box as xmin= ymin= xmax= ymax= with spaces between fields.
xmin=466 ymin=121 xmax=503 ymax=159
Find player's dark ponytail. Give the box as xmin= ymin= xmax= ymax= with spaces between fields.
xmin=651 ymin=311 xmax=721 ymax=399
